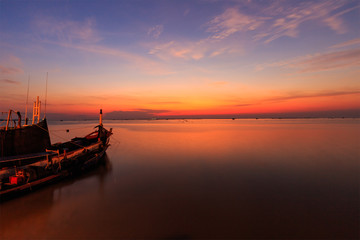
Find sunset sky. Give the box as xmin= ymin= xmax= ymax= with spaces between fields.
xmin=1 ymin=0 xmax=359 ymax=119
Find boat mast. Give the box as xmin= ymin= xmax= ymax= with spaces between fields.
xmin=24 ymin=75 xmax=30 ymax=125
xmin=5 ymin=110 xmax=11 ymax=131
xmin=44 ymin=72 xmax=48 ymax=119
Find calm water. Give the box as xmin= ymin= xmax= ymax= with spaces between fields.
xmin=0 ymin=119 xmax=359 ymax=239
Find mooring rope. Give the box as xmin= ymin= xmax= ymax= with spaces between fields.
xmin=34 ymin=124 xmax=87 ymax=149
xmin=50 ymin=125 xmax=94 ymax=132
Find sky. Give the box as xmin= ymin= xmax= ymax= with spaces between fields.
xmin=0 ymin=0 xmax=359 ymax=119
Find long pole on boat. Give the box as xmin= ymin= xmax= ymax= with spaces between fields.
xmin=5 ymin=110 xmax=11 ymax=131
xmin=44 ymin=72 xmax=48 ymax=119
xmin=25 ymin=75 xmax=30 ymax=125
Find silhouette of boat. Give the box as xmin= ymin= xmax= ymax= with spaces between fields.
xmin=0 ymin=97 xmax=112 ymax=199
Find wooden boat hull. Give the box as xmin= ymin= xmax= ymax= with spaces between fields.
xmin=0 ymin=125 xmax=112 ymax=200
xmin=0 ymin=147 xmax=108 ymax=200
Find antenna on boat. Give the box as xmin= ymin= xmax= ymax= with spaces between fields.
xmin=44 ymin=72 xmax=48 ymax=119
xmin=24 ymin=75 xmax=30 ymax=125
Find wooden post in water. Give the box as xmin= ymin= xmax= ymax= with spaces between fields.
xmin=99 ymin=109 xmax=103 ymax=126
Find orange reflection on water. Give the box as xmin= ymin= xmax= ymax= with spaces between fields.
xmin=1 ymin=119 xmax=359 ymax=239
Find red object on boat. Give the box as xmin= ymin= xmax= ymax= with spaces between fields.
xmin=9 ymin=176 xmax=25 ymax=185
xmin=85 ymin=132 xmax=98 ymax=140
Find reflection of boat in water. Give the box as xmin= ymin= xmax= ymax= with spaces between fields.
xmin=0 ymin=154 xmax=112 ymax=237
xmin=0 ymin=97 xmax=112 ymax=199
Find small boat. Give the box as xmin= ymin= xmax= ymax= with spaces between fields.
xmin=0 ymin=97 xmax=112 ymax=199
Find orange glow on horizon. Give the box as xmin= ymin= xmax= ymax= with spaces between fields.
xmin=44 ymin=91 xmax=360 ymax=117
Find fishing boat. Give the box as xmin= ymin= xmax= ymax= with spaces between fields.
xmin=0 ymin=97 xmax=112 ymax=199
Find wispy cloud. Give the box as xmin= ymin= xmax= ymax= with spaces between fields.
xmin=206 ymin=1 xmax=355 ymax=44
xmin=265 ymin=90 xmax=360 ymax=103
xmin=234 ymin=103 xmax=257 ymax=107
xmin=41 ymin=38 xmax=173 ymax=75
xmin=148 ymin=25 xmax=164 ymax=39
xmin=322 ymin=4 xmax=360 ymax=34
xmin=148 ymin=40 xmax=207 ymax=60
xmin=295 ymin=48 xmax=360 ymax=72
xmin=148 ymin=39 xmax=241 ymax=61
xmin=331 ymin=38 xmax=360 ymax=48
xmin=262 ymin=0 xmax=350 ymax=42
xmin=150 ymin=101 xmax=182 ymax=105
xmin=2 ymin=55 xmax=22 ymax=66
xmin=0 ymin=65 xmax=23 ymax=74
xmin=257 ymin=48 xmax=360 ymax=72
xmin=0 ymin=79 xmax=21 ymax=84
xmin=183 ymin=9 xmax=190 ymax=16
xmin=148 ymin=7 xmax=260 ymax=61
xmin=149 ymin=1 xmax=356 ymax=62
xmin=232 ymin=90 xmax=360 ymax=107
xmin=206 ymin=7 xmax=264 ymax=40
xmin=105 ymin=109 xmax=170 ymax=119
xmin=32 ymin=17 xmax=173 ymax=75
xmin=33 ymin=16 xmax=101 ymax=44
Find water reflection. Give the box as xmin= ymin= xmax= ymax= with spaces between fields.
xmin=0 ymin=154 xmax=112 ymax=239
xmin=52 ymin=154 xmax=112 ymax=202
xmin=0 ymin=119 xmax=359 ymax=239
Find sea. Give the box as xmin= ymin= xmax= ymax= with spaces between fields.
xmin=0 ymin=118 xmax=359 ymax=239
